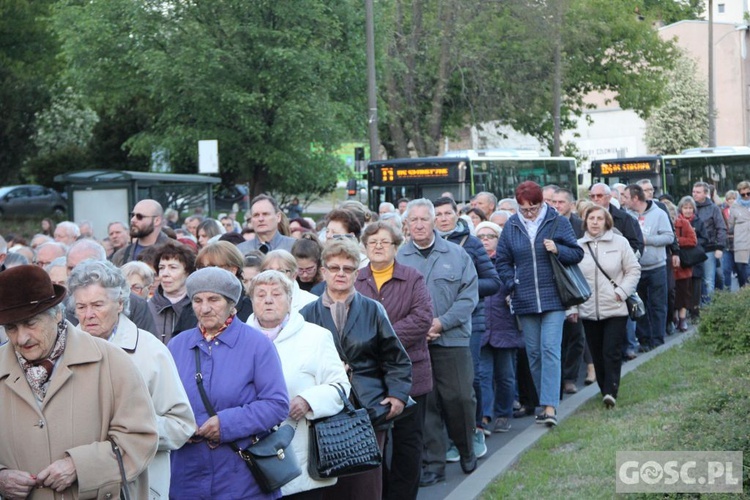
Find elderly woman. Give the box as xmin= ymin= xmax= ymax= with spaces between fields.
xmin=44 ymin=257 xmax=69 ymax=287
xmin=248 ymin=270 xmax=350 ymax=499
xmin=121 ymin=260 xmax=156 ymax=300
xmin=496 ymin=181 xmax=584 ymax=426
xmin=260 ymin=249 xmax=318 ymax=311
xmin=674 ymin=197 xmax=699 ymax=331
xmin=167 ymin=267 xmax=289 ymax=499
xmin=354 ymin=221 xmax=433 ymax=500
xmin=301 ymin=238 xmax=412 ymax=500
xmin=195 ymin=241 xmax=254 ymax=321
xmin=577 ymin=205 xmax=641 ymax=408
xmin=475 ymin=221 xmax=525 ymax=433
xmin=728 ymin=181 xmax=750 ymax=288
xmin=0 ymin=265 xmax=157 ymax=499
xmin=68 ymin=260 xmax=196 ymax=499
xmin=148 ymin=240 xmax=197 ymax=343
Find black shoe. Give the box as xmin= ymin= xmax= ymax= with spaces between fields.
xmin=513 ymin=405 xmax=534 ymax=418
xmin=419 ymin=471 xmax=445 ymax=487
xmin=638 ymin=344 xmax=652 ymax=353
xmin=460 ymin=453 xmax=478 ymax=474
xmin=535 ymin=413 xmax=558 ymax=427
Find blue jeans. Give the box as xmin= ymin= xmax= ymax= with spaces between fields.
xmin=518 ymin=310 xmax=565 ymax=409
xmin=479 ymin=346 xmax=517 ymax=419
xmin=622 ymin=318 xmax=638 ymax=355
xmin=702 ymin=252 xmax=718 ymax=303
xmin=470 ymin=328 xmax=483 ymax=426
xmin=636 ymin=266 xmax=668 ymax=348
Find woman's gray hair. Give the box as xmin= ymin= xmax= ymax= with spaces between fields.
xmin=261 ymin=249 xmax=298 ymax=273
xmin=379 ymin=212 xmax=403 ymax=232
xmin=120 ymin=261 xmax=156 ymax=286
xmin=67 ymin=260 xmax=130 ymax=315
xmin=44 ymin=256 xmax=67 ymax=273
xmin=248 ymin=270 xmax=294 ymax=307
xmin=405 ymin=198 xmax=435 ymax=220
xmin=42 ymin=302 xmax=66 ymax=321
xmin=677 ymin=195 xmax=697 ymax=212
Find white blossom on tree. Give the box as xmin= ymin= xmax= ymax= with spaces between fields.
xmin=645 ymin=53 xmax=709 ymax=154
xmin=32 ymin=87 xmax=99 ymax=156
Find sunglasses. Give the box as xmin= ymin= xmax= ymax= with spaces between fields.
xmin=130 ymin=212 xmax=158 ymax=221
xmin=741 ymin=192 xmax=750 ymax=198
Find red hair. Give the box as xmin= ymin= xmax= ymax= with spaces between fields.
xmin=515 ymin=181 xmax=543 ymax=206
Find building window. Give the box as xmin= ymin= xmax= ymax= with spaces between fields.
xmin=718 ymin=3 xmax=725 ymax=13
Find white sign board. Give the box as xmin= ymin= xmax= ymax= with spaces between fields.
xmin=73 ymin=188 xmax=130 ymax=240
xmin=199 ymin=140 xmax=219 ymax=174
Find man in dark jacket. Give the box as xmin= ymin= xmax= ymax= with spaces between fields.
xmin=434 ymin=197 xmax=500 ymax=445
xmin=551 ymin=189 xmax=585 ymax=393
xmin=693 ymin=181 xmax=727 ymax=303
xmin=111 ymin=199 xmax=171 ymax=266
xmin=589 ymin=183 xmax=644 ymax=258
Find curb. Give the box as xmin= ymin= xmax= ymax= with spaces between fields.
xmin=444 ymin=328 xmax=696 ymax=500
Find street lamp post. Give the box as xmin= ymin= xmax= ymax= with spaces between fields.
xmin=365 ymin=0 xmax=380 ymax=161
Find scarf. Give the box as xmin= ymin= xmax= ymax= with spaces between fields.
xmin=16 ymin=320 xmax=67 ymax=401
xmin=738 ymin=198 xmax=750 ymax=208
xmin=322 ymin=290 xmax=355 ymax=337
xmin=252 ymin=314 xmax=289 ymax=342
xmin=199 ymin=314 xmax=235 ymax=342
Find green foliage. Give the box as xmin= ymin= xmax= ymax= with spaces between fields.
xmin=645 ymin=52 xmax=708 ymax=154
xmin=698 ymin=288 xmax=750 ymax=355
xmin=0 ymin=0 xmax=62 ymax=185
xmin=640 ymin=0 xmax=704 ymax=24
xmin=52 ymin=0 xmax=365 ymax=198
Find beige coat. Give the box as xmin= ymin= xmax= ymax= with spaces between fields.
xmin=0 ymin=322 xmax=158 ymax=499
xmin=728 ymin=203 xmax=750 ymax=264
xmin=577 ymin=230 xmax=642 ymax=321
xmin=112 ymin=315 xmax=195 ymax=500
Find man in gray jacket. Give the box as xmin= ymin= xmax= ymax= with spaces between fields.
xmin=621 ymin=184 xmax=674 ymax=351
xmin=397 ymin=199 xmax=479 ymax=486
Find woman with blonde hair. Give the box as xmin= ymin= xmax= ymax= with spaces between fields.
xmin=195 ymin=240 xmax=254 ymax=321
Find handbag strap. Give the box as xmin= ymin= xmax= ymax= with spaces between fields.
xmin=193 ymin=348 xmax=245 ymax=454
xmin=109 ymin=439 xmax=131 ymax=500
xmin=330 ymin=383 xmax=356 ymax=414
xmin=585 ymin=242 xmax=621 ymax=290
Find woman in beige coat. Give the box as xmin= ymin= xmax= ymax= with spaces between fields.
xmin=0 ymin=265 xmax=158 ymax=499
xmin=577 ymin=206 xmax=641 ymax=409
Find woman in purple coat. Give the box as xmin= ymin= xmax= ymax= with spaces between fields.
xmin=168 ymin=267 xmax=289 ymax=499
xmin=355 ymin=221 xmax=433 ymax=500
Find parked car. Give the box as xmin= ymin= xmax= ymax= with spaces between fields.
xmin=0 ymin=185 xmax=67 ymax=217
xmin=213 ymin=184 xmax=249 ymax=213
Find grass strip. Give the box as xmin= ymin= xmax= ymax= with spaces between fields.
xmin=481 ymin=338 xmax=750 ymax=499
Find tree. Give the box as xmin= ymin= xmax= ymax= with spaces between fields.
xmin=0 ymin=0 xmax=61 ymax=185
xmin=52 ymin=0 xmax=365 ymax=197
xmin=645 ymin=53 xmax=708 ymax=154
xmin=640 ymin=0 xmax=704 ymax=24
xmin=377 ymin=0 xmax=678 ymax=157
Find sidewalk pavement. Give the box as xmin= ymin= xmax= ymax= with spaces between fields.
xmin=417 ymin=327 xmax=695 ymax=500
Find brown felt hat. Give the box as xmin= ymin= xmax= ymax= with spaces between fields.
xmin=0 ymin=265 xmax=67 ymax=325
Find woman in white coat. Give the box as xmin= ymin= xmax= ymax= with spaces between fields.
xmin=577 ymin=205 xmax=641 ymax=409
xmin=248 ymin=270 xmax=350 ymax=499
xmin=68 ymin=260 xmax=197 ymax=499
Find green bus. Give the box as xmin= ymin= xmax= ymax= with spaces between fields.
xmin=589 ymin=147 xmax=750 ymax=198
xmin=367 ymin=149 xmax=578 ymax=211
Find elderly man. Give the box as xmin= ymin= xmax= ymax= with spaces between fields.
xmin=34 ymin=242 xmax=67 ymax=269
xmin=112 ymin=199 xmax=170 ymax=266
xmin=497 ymin=198 xmax=518 ymax=214
xmin=78 ymin=221 xmax=94 ymax=239
xmin=621 ymin=184 xmax=674 ymax=351
xmin=489 ymin=210 xmax=511 ymax=228
xmin=693 ymin=181 xmax=727 ymax=302
xmin=66 ymin=239 xmax=157 ymax=333
xmin=53 ymin=221 xmax=80 ymax=246
xmin=0 ymin=265 xmax=157 ymax=499
xmin=379 ymin=201 xmax=396 ymax=215
xmin=589 ymin=183 xmax=644 ymax=257
xmin=237 ymin=194 xmax=296 ymax=255
xmin=473 ymin=192 xmax=497 ymax=218
xmin=107 ymin=221 xmax=129 ymax=255
xmin=397 ymin=199 xmax=479 ymax=485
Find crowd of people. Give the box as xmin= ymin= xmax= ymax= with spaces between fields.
xmin=0 ymin=177 xmax=742 ymax=499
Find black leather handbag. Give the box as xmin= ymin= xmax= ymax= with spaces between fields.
xmin=308 ymin=383 xmax=382 ymax=480
xmin=193 ymin=349 xmax=301 ymax=493
xmin=549 ymin=217 xmax=591 ymax=307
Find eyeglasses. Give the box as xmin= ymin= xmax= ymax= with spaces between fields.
xmin=518 ymin=204 xmax=541 ymax=215
xmin=741 ymin=192 xmax=750 ymax=198
xmin=330 ymin=234 xmax=356 ymax=241
xmin=297 ymin=265 xmax=317 ymax=275
xmin=366 ymin=240 xmax=393 ymax=248
xmin=324 ymin=265 xmax=357 ymax=275
xmin=130 ymin=284 xmax=146 ymax=293
xmin=130 ymin=212 xmax=158 ymax=221
xmin=477 ymin=234 xmax=498 ymax=240
xmin=589 ymin=193 xmax=607 ymax=199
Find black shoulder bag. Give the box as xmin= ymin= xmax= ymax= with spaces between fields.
xmin=548 ymin=216 xmax=592 ymax=307
xmin=585 ymin=242 xmax=645 ymax=320
xmin=193 ymin=348 xmax=301 ymax=493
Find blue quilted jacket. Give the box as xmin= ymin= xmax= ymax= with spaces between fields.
xmin=496 ymin=207 xmax=584 ymax=315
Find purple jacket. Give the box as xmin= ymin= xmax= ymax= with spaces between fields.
xmin=167 ymin=318 xmax=289 ymax=499
xmin=483 ymin=255 xmax=525 ymax=349
xmin=355 ymin=261 xmax=434 ymax=396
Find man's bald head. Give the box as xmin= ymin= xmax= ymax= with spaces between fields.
xmin=66 ymin=239 xmax=107 ymax=274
